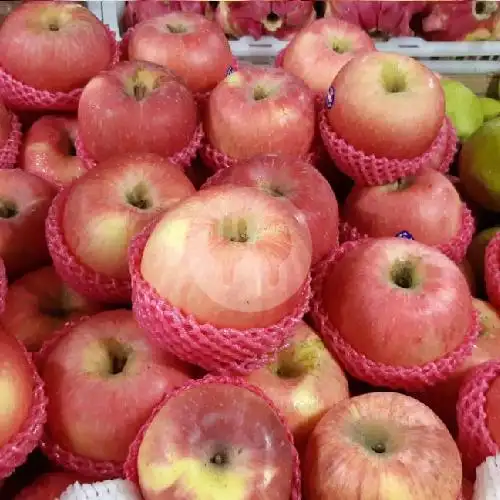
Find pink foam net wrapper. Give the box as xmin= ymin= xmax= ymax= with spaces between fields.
xmin=60 ymin=479 xmax=142 ymax=500
xmin=129 ymin=221 xmax=312 ymax=375
xmin=0 ymin=26 xmax=120 ymax=112
xmin=310 ymin=239 xmax=480 ymax=392
xmin=36 ymin=319 xmax=124 ymax=480
xmin=124 ymin=376 xmax=301 ymax=500
xmin=339 ymin=203 xmax=475 ymax=264
xmin=485 ymin=233 xmax=500 ymax=312
xmin=457 ymin=361 xmax=500 ymax=480
xmin=432 ymin=116 xmax=458 ymax=174
xmin=45 ymin=189 xmax=132 ymax=304
xmin=0 ymin=111 xmax=21 ymax=169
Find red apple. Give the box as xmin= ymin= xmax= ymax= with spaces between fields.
xmin=21 ymin=116 xmax=86 ymax=189
xmin=305 ymin=392 xmax=462 ymax=499
xmin=282 ymin=17 xmax=376 ymax=95
xmin=245 ymin=321 xmax=348 ymax=449
xmin=0 ymin=1 xmax=113 ymax=92
xmin=343 ymin=167 xmax=463 ymax=246
xmin=1 ymin=265 xmax=104 ymax=352
xmin=0 ymin=169 xmax=55 ymax=279
xmin=204 ymin=66 xmax=315 ymax=160
xmin=127 ymin=11 xmax=233 ymax=94
xmin=322 ymin=237 xmax=473 ymax=366
xmin=14 ymin=472 xmax=89 ymax=500
xmin=0 ymin=99 xmax=10 ymax=149
xmin=78 ymin=60 xmax=198 ymax=163
xmin=136 ymin=381 xmax=295 ymax=500
xmin=62 ymin=152 xmax=195 ymax=282
xmin=327 ymin=51 xmax=445 ymax=159
xmin=141 ymin=185 xmax=312 ymax=330
xmin=40 ymin=309 xmax=194 ymax=463
xmin=206 ymin=154 xmax=338 ymax=265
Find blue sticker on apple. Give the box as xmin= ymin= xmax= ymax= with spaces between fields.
xmin=326 ymin=86 xmax=335 ymax=109
xmin=226 ymin=65 xmax=235 ymax=77
xmin=396 ymin=231 xmax=414 ymax=240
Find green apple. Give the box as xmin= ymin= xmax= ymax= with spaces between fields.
xmin=467 ymin=226 xmax=500 ymax=291
xmin=459 ymin=117 xmax=500 ymax=211
xmin=441 ymin=79 xmax=484 ymax=141
xmin=480 ymin=97 xmax=500 ymax=121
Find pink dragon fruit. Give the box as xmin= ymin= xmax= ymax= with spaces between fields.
xmin=214 ymin=1 xmax=316 ymax=40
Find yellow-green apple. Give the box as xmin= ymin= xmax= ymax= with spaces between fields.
xmin=136 ymin=381 xmax=295 ymax=500
xmin=244 ymin=321 xmax=348 ymax=450
xmin=343 ymin=167 xmax=463 ymax=246
xmin=127 ymin=11 xmax=232 ymax=94
xmin=467 ymin=226 xmax=500 ymax=291
xmin=62 ymin=153 xmax=196 ymax=282
xmin=459 ymin=117 xmax=500 ymax=212
xmin=205 ymin=154 xmax=338 ymax=265
xmin=480 ymin=96 xmax=500 ymax=122
xmin=21 ymin=116 xmax=86 ymax=189
xmin=0 ymin=169 xmax=55 ymax=279
xmin=39 ymin=309 xmax=194 ymax=463
xmin=322 ymin=238 xmax=473 ymax=366
xmin=282 ymin=17 xmax=375 ymax=95
xmin=141 ymin=185 xmax=312 ymax=330
xmin=304 ymin=392 xmax=462 ymax=500
xmin=0 ymin=99 xmax=10 ymax=150
xmin=204 ymin=66 xmax=315 ymax=161
xmin=0 ymin=1 xmax=113 ymax=92
xmin=78 ymin=61 xmax=198 ymax=163
xmin=0 ymin=266 xmax=104 ymax=352
xmin=13 ymin=472 xmax=89 ymax=500
xmin=328 ymin=52 xmax=445 ymax=159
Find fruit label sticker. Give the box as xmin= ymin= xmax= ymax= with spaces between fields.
xmin=396 ymin=230 xmax=414 ymax=240
xmin=226 ymin=66 xmax=235 ymax=77
xmin=326 ymin=87 xmax=335 ymax=109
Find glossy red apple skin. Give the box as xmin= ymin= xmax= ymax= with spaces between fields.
xmin=328 ymin=52 xmax=445 ymax=159
xmin=141 ymin=185 xmax=312 ymax=330
xmin=21 ymin=116 xmax=86 ymax=189
xmin=0 ymin=169 xmax=56 ymax=279
xmin=305 ymin=392 xmax=462 ymax=500
xmin=40 ymin=309 xmax=194 ymax=463
xmin=0 ymin=266 xmax=104 ymax=352
xmin=78 ymin=60 xmax=198 ymax=163
xmin=0 ymin=1 xmax=113 ymax=92
xmin=137 ymin=382 xmax=294 ymax=500
xmin=323 ymin=238 xmax=473 ymax=366
xmin=0 ymin=100 xmax=10 ymax=149
xmin=13 ymin=472 xmax=88 ymax=500
xmin=245 ymin=321 xmax=348 ymax=449
xmin=204 ymin=66 xmax=315 ymax=160
xmin=128 ymin=11 xmax=233 ymax=94
xmin=343 ymin=168 xmax=463 ymax=246
xmin=62 ymin=152 xmax=195 ymax=281
xmin=283 ymin=17 xmax=376 ymax=95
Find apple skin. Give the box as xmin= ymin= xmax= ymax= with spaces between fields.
xmin=304 ymin=392 xmax=462 ymax=500
xmin=244 ymin=321 xmax=348 ymax=450
xmin=136 ymin=381 xmax=295 ymax=500
xmin=13 ymin=472 xmax=89 ymax=500
xmin=21 ymin=116 xmax=86 ymax=189
xmin=206 ymin=154 xmax=338 ymax=265
xmin=0 ymin=1 xmax=113 ymax=92
xmin=204 ymin=66 xmax=315 ymax=160
xmin=282 ymin=17 xmax=376 ymax=95
xmin=40 ymin=309 xmax=194 ymax=463
xmin=140 ymin=185 xmax=312 ymax=330
xmin=322 ymin=238 xmax=473 ymax=366
xmin=78 ymin=60 xmax=198 ymax=163
xmin=62 ymin=152 xmax=196 ymax=282
xmin=343 ymin=167 xmax=463 ymax=246
xmin=327 ymin=51 xmax=445 ymax=159
xmin=128 ymin=11 xmax=233 ymax=94
xmin=467 ymin=226 xmax=500 ymax=290
xmin=0 ymin=100 xmax=10 ymax=149
xmin=458 ymin=259 xmax=477 ymax=296
xmin=0 ymin=266 xmax=104 ymax=352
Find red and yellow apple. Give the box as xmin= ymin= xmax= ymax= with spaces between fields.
xmin=13 ymin=472 xmax=89 ymax=500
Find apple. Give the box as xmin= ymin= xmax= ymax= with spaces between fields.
xmin=21 ymin=115 xmax=87 ymax=189
xmin=61 ymin=152 xmax=195 ymax=283
xmin=78 ymin=60 xmax=198 ymax=163
xmin=39 ymin=309 xmax=194 ymax=463
xmin=0 ymin=1 xmax=113 ymax=92
xmin=0 ymin=265 xmax=104 ymax=352
xmin=467 ymin=226 xmax=500 ymax=289
xmin=244 ymin=320 xmax=348 ymax=450
xmin=304 ymin=392 xmax=462 ymax=500
xmin=0 ymin=99 xmax=10 ymax=150
xmin=0 ymin=169 xmax=55 ymax=279
xmin=327 ymin=52 xmax=445 ymax=159
xmin=204 ymin=66 xmax=315 ymax=161
xmin=13 ymin=472 xmax=89 ymax=500
xmin=462 ymin=478 xmax=474 ymax=500
xmin=205 ymin=154 xmax=338 ymax=265
xmin=458 ymin=259 xmax=477 ymax=296
xmin=127 ymin=11 xmax=233 ymax=94
xmin=140 ymin=185 xmax=312 ymax=330
xmin=282 ymin=17 xmax=376 ymax=95
xmin=135 ymin=380 xmax=295 ymax=500
xmin=342 ymin=167 xmax=463 ymax=247
xmin=321 ymin=237 xmax=474 ymax=367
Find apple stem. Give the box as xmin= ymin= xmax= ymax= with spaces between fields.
xmin=133 ymin=83 xmax=148 ymax=102
xmin=0 ymin=201 xmax=17 ymax=219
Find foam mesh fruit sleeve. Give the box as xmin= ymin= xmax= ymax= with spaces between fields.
xmin=485 ymin=233 xmax=500 ymax=312
xmin=0 ymin=110 xmax=21 ymax=169
xmin=60 ymin=479 xmax=142 ymax=500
